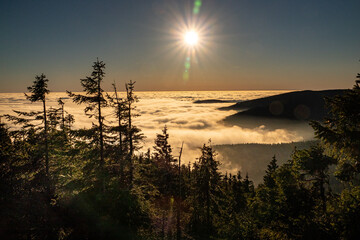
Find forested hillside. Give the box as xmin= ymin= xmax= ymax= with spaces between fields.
xmin=221 ymin=89 xmax=346 ymax=120
xmin=214 ymin=141 xmax=317 ymax=185
xmin=1 ymin=60 xmax=359 ymax=239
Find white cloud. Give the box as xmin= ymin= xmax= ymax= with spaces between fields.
xmin=0 ymin=90 xmax=313 ymax=164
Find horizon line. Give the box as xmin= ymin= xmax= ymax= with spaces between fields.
xmin=0 ymin=87 xmax=348 ymax=94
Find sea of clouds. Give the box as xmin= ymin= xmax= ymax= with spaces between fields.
xmin=0 ymin=91 xmax=314 ymax=167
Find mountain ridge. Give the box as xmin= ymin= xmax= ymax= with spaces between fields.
xmin=221 ymin=89 xmax=346 ymax=121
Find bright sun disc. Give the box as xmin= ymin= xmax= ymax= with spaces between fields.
xmin=185 ymin=31 xmax=198 ymax=46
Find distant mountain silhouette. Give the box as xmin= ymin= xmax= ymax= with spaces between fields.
xmin=221 ymin=89 xmax=346 ymax=121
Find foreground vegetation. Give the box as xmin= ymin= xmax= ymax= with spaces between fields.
xmin=1 ymin=59 xmax=359 ymax=239
xmin=214 ymin=141 xmax=318 ymax=185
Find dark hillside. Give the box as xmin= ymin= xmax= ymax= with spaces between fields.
xmin=214 ymin=141 xmax=317 ymax=185
xmin=221 ymin=89 xmax=346 ymax=121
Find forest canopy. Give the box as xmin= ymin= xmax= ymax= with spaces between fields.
xmin=1 ymin=60 xmax=360 ymax=240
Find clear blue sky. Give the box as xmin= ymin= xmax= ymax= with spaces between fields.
xmin=1 ymin=0 xmax=359 ymax=92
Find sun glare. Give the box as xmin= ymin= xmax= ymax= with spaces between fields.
xmin=184 ymin=31 xmax=199 ymax=46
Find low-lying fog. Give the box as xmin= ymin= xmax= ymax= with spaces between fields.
xmin=0 ymin=91 xmax=315 ymax=175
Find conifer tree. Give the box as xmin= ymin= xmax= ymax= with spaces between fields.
xmin=106 ymin=82 xmax=127 ymax=159
xmin=263 ymin=155 xmax=278 ymax=188
xmin=311 ymin=73 xmax=360 ymax=182
xmin=2 ymin=75 xmax=66 ymax=238
xmin=124 ymin=80 xmax=144 ymax=184
xmin=189 ymin=142 xmax=222 ymax=238
xmin=67 ymin=58 xmax=107 ymax=166
xmin=25 ymin=74 xmax=50 ymax=176
xmin=0 ymin=123 xmax=15 ymax=214
xmin=293 ymin=145 xmax=336 ymax=212
xmin=126 ymin=80 xmax=136 ymax=158
xmin=151 ymin=126 xmax=177 ymax=238
xmin=58 ymin=98 xmax=65 ymax=130
xmin=153 ymin=126 xmax=174 ymax=167
xmin=47 ymin=99 xmax=74 ymax=132
xmin=57 ymin=98 xmax=74 ymax=131
xmin=176 ymin=142 xmax=184 ymax=240
xmin=67 ymin=59 xmax=108 ymax=191
xmin=232 ymin=171 xmax=247 ymax=212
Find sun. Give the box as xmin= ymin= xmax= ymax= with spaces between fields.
xmin=184 ymin=31 xmax=199 ymax=46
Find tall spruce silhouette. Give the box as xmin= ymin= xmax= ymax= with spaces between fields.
xmin=125 ymin=80 xmax=143 ymax=185
xmin=2 ymin=60 xmax=360 ymax=239
xmin=107 ymin=82 xmax=127 ymax=158
xmin=25 ymin=74 xmax=50 ymax=177
xmin=311 ymin=73 xmax=360 ymax=182
xmin=126 ymin=80 xmax=136 ymax=158
xmin=190 ymin=142 xmax=222 ymax=239
xmin=67 ymin=58 xmax=107 ymax=189
xmin=263 ymin=155 xmax=278 ymax=188
xmin=152 ymin=126 xmax=177 ymax=238
xmin=293 ymin=145 xmax=336 ymax=212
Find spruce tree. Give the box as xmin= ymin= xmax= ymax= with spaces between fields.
xmin=68 ymin=59 xmax=107 ymax=164
xmin=124 ymin=80 xmax=143 ymax=185
xmin=263 ymin=155 xmax=278 ymax=188
xmin=57 ymin=98 xmax=74 ymax=131
xmin=293 ymin=145 xmax=336 ymax=212
xmin=153 ymin=126 xmax=174 ymax=167
xmin=126 ymin=80 xmax=136 ymax=158
xmin=106 ymin=82 xmax=127 ymax=160
xmin=67 ymin=58 xmax=108 ymax=190
xmin=189 ymin=142 xmax=222 ymax=238
xmin=152 ymin=126 xmax=177 ymax=238
xmin=311 ymin=73 xmax=360 ymax=182
xmin=25 ymin=74 xmax=50 ymax=176
xmin=3 ymin=75 xmax=66 ymax=238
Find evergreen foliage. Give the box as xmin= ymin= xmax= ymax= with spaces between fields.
xmin=311 ymin=75 xmax=360 ymax=182
xmin=0 ymin=62 xmax=359 ymax=239
xmin=67 ymin=58 xmax=107 ymax=167
xmin=25 ymin=73 xmax=51 ymax=177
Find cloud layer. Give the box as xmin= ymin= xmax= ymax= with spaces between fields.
xmin=0 ymin=91 xmax=314 ymax=164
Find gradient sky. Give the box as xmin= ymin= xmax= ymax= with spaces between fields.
xmin=1 ymin=0 xmax=360 ymax=92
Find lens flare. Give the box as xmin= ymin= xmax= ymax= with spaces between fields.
xmin=193 ymin=0 xmax=202 ymax=14
xmin=158 ymin=0 xmax=218 ymax=83
xmin=184 ymin=31 xmax=199 ymax=46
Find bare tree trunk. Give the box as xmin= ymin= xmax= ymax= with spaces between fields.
xmin=177 ymin=142 xmax=183 ymax=240
xmin=61 ymin=104 xmax=65 ymax=130
xmin=98 ymin=78 xmax=105 ymax=192
xmin=114 ymin=86 xmax=123 ymax=153
xmin=128 ymin=98 xmax=134 ymax=186
xmin=43 ymin=99 xmax=53 ymax=240
xmin=99 ymin=101 xmax=104 ymax=165
xmin=43 ymin=100 xmax=49 ymax=177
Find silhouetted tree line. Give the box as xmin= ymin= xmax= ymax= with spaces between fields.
xmin=0 ymin=59 xmax=360 ymax=239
